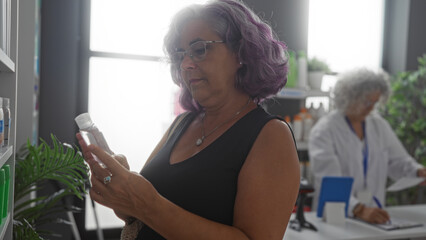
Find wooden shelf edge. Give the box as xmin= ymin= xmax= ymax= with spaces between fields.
xmin=0 ymin=49 xmax=15 ymax=73
xmin=0 ymin=146 xmax=13 ymax=167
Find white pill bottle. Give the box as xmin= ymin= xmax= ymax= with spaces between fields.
xmin=75 ymin=113 xmax=113 ymax=159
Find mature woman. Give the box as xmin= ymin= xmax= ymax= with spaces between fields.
xmin=309 ymin=68 xmax=426 ymax=224
xmin=77 ymin=0 xmax=300 ymax=239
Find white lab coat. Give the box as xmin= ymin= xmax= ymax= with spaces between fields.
xmin=308 ymin=110 xmax=422 ymax=216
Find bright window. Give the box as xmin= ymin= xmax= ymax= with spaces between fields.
xmin=86 ymin=0 xmax=206 ymax=230
xmin=306 ymin=0 xmax=384 ymax=111
xmin=308 ymin=0 xmax=384 ymax=73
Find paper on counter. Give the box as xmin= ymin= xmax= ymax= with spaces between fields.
xmin=387 ymin=177 xmax=424 ymax=192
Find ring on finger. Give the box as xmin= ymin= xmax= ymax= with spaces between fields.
xmin=103 ymin=174 xmax=112 ymax=185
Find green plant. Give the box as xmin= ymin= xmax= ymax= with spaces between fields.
xmin=382 ymin=54 xmax=426 ymax=166
xmin=382 ymin=54 xmax=426 ymax=205
xmin=13 ymin=134 xmax=89 ymax=239
xmin=308 ymin=57 xmax=331 ymax=73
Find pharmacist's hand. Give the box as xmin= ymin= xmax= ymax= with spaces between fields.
xmin=85 ymin=144 xmax=158 ymax=219
xmin=356 ymin=206 xmax=390 ymax=224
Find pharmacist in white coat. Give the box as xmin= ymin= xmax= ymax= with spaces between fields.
xmin=309 ymin=68 xmax=426 ymax=224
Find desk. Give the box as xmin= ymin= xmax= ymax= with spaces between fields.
xmin=283 ymin=204 xmax=426 ymax=240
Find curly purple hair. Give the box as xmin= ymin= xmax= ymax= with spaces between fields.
xmin=164 ymin=0 xmax=288 ymax=112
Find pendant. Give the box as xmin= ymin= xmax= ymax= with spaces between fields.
xmin=196 ymin=138 xmax=203 ymax=146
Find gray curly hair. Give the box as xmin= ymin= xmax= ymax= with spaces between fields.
xmin=333 ymin=68 xmax=391 ymax=113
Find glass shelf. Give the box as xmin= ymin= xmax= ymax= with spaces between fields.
xmin=0 ymin=49 xmax=15 ymax=72
xmin=0 ymin=213 xmax=11 ymax=239
xmin=0 ymin=146 xmax=12 ymax=167
xmin=276 ymin=88 xmax=329 ymax=99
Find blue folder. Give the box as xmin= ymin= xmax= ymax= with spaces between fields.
xmin=317 ymin=176 xmax=354 ymax=218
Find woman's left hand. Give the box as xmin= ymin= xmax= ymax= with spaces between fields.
xmin=85 ymin=144 xmax=158 ymax=219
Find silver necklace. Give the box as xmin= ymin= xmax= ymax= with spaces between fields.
xmin=196 ymin=98 xmax=251 ymax=146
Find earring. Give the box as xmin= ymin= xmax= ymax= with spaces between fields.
xmin=239 ymin=62 xmax=243 ymax=65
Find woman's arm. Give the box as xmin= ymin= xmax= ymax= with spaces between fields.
xmin=78 ymin=113 xmax=189 ymax=223
xmin=233 ymin=119 xmax=300 ymax=239
xmin=86 ymin=145 xmax=249 ymax=239
xmin=85 ymin=119 xmax=299 ymax=240
xmin=76 ymin=133 xmax=131 ymax=222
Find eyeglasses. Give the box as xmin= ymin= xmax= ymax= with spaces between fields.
xmin=171 ymin=40 xmax=225 ymax=65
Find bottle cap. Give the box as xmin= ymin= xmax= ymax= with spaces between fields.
xmin=3 ymin=98 xmax=9 ymax=107
xmin=284 ymin=115 xmax=291 ymax=123
xmin=75 ymin=113 xmax=93 ymax=129
xmin=294 ymin=114 xmax=302 ymax=121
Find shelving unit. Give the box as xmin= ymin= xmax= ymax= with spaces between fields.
xmin=0 ymin=147 xmax=13 ymax=239
xmin=265 ymin=88 xmax=331 ymax=151
xmin=0 ymin=146 xmax=13 ymax=166
xmin=276 ymin=88 xmax=330 ymax=100
xmin=0 ymin=49 xmax=14 ymax=72
xmin=0 ymin=213 xmax=11 ymax=239
xmin=0 ymin=0 xmax=17 ymax=238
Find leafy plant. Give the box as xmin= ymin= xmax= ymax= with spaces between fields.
xmin=382 ymin=54 xmax=426 ymax=204
xmin=382 ymin=54 xmax=426 ymax=166
xmin=308 ymin=57 xmax=331 ymax=73
xmin=13 ymin=134 xmax=89 ymax=239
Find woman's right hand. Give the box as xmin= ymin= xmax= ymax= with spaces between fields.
xmin=112 ymin=154 xmax=130 ymax=170
xmin=76 ymin=132 xmax=132 ymax=222
xmin=356 ymin=206 xmax=390 ymax=224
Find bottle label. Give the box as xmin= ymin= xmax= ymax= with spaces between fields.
xmin=0 ymin=120 xmax=3 ymax=133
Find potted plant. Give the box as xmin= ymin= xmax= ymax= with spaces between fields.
xmin=13 ymin=134 xmax=89 ymax=239
xmin=307 ymin=57 xmax=331 ymax=90
xmin=382 ymin=54 xmax=426 ymax=205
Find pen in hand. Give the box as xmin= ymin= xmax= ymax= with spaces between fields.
xmin=373 ymin=196 xmax=392 ymax=224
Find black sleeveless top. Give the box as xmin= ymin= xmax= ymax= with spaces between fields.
xmin=137 ymin=107 xmax=280 ymax=239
